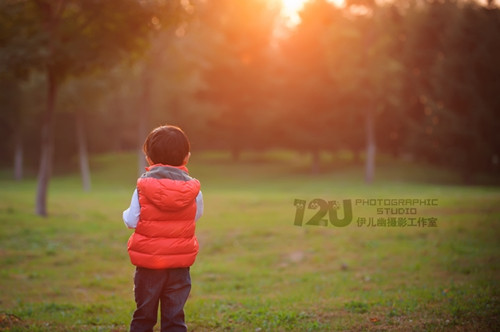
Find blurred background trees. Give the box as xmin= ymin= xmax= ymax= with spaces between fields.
xmin=0 ymin=0 xmax=182 ymax=215
xmin=1 ymin=0 xmax=499 ymax=214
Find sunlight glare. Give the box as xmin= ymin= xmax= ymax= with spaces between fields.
xmin=280 ymin=0 xmax=344 ymax=26
xmin=281 ymin=0 xmax=308 ymax=25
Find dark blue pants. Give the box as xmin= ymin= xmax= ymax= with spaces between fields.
xmin=130 ymin=267 xmax=191 ymax=332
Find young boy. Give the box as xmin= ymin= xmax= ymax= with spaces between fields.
xmin=123 ymin=125 xmax=203 ymax=332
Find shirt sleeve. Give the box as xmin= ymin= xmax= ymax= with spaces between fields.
xmin=123 ymin=188 xmax=140 ymax=229
xmin=195 ymin=191 xmax=203 ymax=221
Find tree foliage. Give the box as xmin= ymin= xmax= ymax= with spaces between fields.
xmin=0 ymin=0 xmax=174 ymax=215
xmin=1 ymin=0 xmax=499 ymax=195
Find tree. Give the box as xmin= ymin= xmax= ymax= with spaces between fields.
xmin=400 ymin=0 xmax=500 ymax=181
xmin=56 ymin=74 xmax=113 ymax=191
xmin=277 ymin=0 xmax=341 ymax=173
xmin=0 ymin=72 xmax=23 ymax=178
xmin=0 ymin=0 xmax=154 ymax=216
xmin=133 ymin=0 xmax=194 ymax=174
xmin=195 ymin=0 xmax=281 ymax=160
xmin=323 ymin=1 xmax=403 ymax=182
xmin=440 ymin=2 xmax=500 ymax=180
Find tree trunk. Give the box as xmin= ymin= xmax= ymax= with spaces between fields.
xmin=138 ymin=117 xmax=148 ymax=174
xmin=311 ymin=149 xmax=320 ymax=174
xmin=76 ymin=110 xmax=91 ymax=191
xmin=137 ymin=62 xmax=153 ymax=175
xmin=231 ymin=146 xmax=240 ymax=162
xmin=13 ymin=129 xmax=23 ymax=181
xmin=35 ymin=69 xmax=57 ymax=217
xmin=137 ymin=32 xmax=171 ymax=174
xmin=364 ymin=109 xmax=376 ymax=184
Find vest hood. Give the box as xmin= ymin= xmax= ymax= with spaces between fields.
xmin=137 ymin=165 xmax=200 ymax=211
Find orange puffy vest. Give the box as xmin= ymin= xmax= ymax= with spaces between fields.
xmin=127 ymin=164 xmax=201 ymax=269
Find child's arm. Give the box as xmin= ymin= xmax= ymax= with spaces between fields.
xmin=195 ymin=191 xmax=203 ymax=221
xmin=123 ymin=188 xmax=140 ymax=229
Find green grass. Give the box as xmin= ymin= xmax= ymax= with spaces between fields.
xmin=0 ymin=150 xmax=499 ymax=331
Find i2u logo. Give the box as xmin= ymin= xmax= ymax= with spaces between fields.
xmin=293 ymin=198 xmax=353 ymax=227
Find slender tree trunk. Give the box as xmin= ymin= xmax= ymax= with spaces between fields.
xmin=361 ymin=15 xmax=377 ymax=184
xmin=311 ymin=149 xmax=320 ymax=174
xmin=35 ymin=0 xmax=64 ymax=216
xmin=138 ymin=117 xmax=148 ymax=174
xmin=364 ymin=109 xmax=376 ymax=184
xmin=231 ymin=146 xmax=240 ymax=162
xmin=76 ymin=110 xmax=91 ymax=191
xmin=36 ymin=69 xmax=57 ymax=216
xmin=138 ymin=63 xmax=152 ymax=175
xmin=137 ymin=32 xmax=170 ymax=174
xmin=13 ymin=129 xmax=23 ymax=181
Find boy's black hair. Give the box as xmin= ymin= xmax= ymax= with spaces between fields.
xmin=143 ymin=125 xmax=190 ymax=166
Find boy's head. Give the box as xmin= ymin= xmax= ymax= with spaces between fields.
xmin=143 ymin=125 xmax=190 ymax=166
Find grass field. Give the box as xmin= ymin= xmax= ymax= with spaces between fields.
xmin=0 ymin=151 xmax=499 ymax=331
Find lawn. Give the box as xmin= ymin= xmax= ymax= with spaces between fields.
xmin=0 ymin=151 xmax=499 ymax=331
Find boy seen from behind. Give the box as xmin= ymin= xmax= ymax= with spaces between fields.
xmin=123 ymin=125 xmax=203 ymax=332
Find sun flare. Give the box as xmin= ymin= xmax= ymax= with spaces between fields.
xmin=280 ymin=0 xmax=308 ymax=25
xmin=281 ymin=0 xmax=307 ymax=15
xmin=280 ymin=0 xmax=344 ymax=25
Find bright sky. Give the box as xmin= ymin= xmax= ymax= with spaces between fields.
xmin=280 ymin=0 xmax=344 ymax=25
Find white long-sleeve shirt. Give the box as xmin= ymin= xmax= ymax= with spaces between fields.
xmin=123 ymin=188 xmax=203 ymax=229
